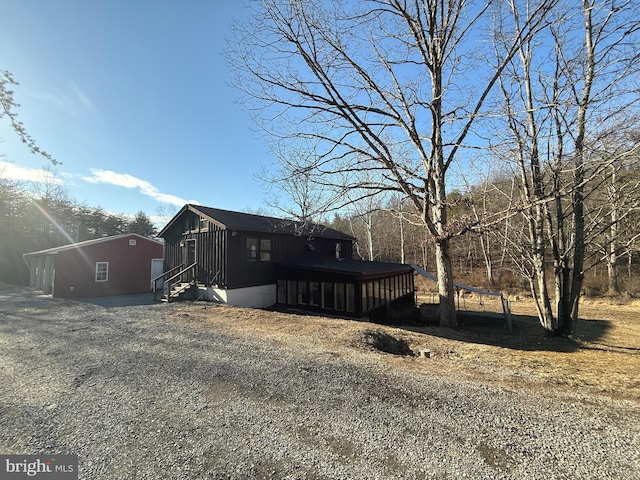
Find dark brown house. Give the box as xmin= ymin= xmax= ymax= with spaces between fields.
xmin=23 ymin=233 xmax=164 ymax=298
xmin=156 ymin=204 xmax=415 ymax=319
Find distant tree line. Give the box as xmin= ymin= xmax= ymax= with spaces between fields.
xmin=0 ymin=175 xmax=157 ymax=285
xmin=326 ymin=144 xmax=640 ymax=299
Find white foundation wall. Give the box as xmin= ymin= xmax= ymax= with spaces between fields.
xmin=198 ymin=284 xmax=276 ymax=308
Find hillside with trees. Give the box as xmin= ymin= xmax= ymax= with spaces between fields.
xmin=325 ymin=162 xmax=640 ymax=298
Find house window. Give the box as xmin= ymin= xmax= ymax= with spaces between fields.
xmin=374 ymin=280 xmax=382 ymax=307
xmin=362 ymin=283 xmax=368 ymax=311
xmin=335 ymin=282 xmax=345 ymax=311
xmin=309 ymin=282 xmax=320 ymax=306
xmin=247 ymin=238 xmax=258 ymax=261
xmin=185 ymin=214 xmax=199 ymax=232
xmin=260 ymin=239 xmax=272 ymax=261
xmin=322 ymin=282 xmax=334 ymax=309
xmin=95 ymin=262 xmax=109 ymax=282
xmin=335 ymin=242 xmax=342 ymax=259
xmin=246 ymin=238 xmax=272 ymax=261
xmin=346 ymin=283 xmax=355 ymax=313
xmin=287 ymin=280 xmax=297 ymax=305
xmin=297 ymin=281 xmax=308 ymax=305
xmin=365 ymin=281 xmax=374 ymax=310
xmin=277 ymin=280 xmax=286 ymax=304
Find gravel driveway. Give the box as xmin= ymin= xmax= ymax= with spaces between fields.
xmin=0 ymin=287 xmax=638 ymax=479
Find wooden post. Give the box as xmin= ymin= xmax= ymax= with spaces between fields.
xmin=501 ymin=295 xmax=513 ymax=334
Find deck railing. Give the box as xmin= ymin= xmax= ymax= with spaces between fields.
xmin=151 ymin=263 xmax=183 ymax=296
xmin=160 ymin=262 xmax=198 ymax=300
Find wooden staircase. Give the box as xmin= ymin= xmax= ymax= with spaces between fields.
xmin=152 ymin=262 xmax=198 ymax=303
xmin=162 ymin=281 xmax=196 ymax=302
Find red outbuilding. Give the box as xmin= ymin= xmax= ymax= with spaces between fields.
xmin=23 ymin=233 xmax=164 ymax=298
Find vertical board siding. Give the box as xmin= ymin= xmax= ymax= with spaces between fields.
xmin=227 ymin=232 xmax=353 ymax=289
xmin=161 ymin=209 xmax=354 ymax=290
xmin=196 ymin=226 xmax=227 ymax=286
xmin=162 ymin=223 xmax=228 ymax=287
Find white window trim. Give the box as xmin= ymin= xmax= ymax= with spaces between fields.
xmin=95 ymin=262 xmax=109 ymax=282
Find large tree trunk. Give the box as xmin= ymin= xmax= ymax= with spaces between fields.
xmin=566 ymin=189 xmax=585 ymax=336
xmin=435 ymin=238 xmax=457 ymax=328
xmin=432 ymin=171 xmax=457 ymax=326
xmin=531 ymin=206 xmax=555 ymax=332
xmin=534 ymin=254 xmax=555 ymax=332
xmin=560 ymin=0 xmax=596 ymax=337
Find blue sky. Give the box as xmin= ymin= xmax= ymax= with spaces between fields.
xmin=0 ymin=0 xmax=271 ymax=224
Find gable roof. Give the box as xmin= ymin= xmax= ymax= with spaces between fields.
xmin=23 ymin=233 xmax=162 ymax=258
xmin=158 ymin=204 xmax=354 ymax=240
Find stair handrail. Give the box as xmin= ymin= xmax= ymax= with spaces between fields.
xmin=163 ymin=262 xmax=198 ymax=299
xmin=152 ymin=263 xmax=184 ymax=294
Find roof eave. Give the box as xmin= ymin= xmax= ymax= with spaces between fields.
xmin=157 ymin=204 xmax=193 ymax=237
xmin=23 ymin=233 xmax=162 ymax=257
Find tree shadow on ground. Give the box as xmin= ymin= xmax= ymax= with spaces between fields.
xmin=394 ymin=309 xmax=612 ymax=353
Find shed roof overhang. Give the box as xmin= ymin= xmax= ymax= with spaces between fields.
xmin=276 ymin=259 xmax=413 ymax=281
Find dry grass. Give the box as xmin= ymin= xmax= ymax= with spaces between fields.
xmin=174 ymin=295 xmax=640 ymax=401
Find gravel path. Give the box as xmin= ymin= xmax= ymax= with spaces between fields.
xmin=0 ymin=287 xmax=638 ymax=479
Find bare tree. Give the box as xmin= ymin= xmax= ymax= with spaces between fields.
xmin=587 ymin=138 xmax=640 ymax=294
xmin=229 ymin=0 xmax=556 ymax=327
xmin=258 ymin=141 xmax=344 ymax=224
xmin=490 ymin=0 xmax=640 ymax=334
xmin=0 ymin=70 xmax=58 ymax=165
xmin=347 ymin=190 xmax=384 ymax=262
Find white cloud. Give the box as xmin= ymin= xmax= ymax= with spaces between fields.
xmin=0 ymin=161 xmax=63 ymax=184
xmin=70 ymin=82 xmax=93 ymax=110
xmin=150 ymin=215 xmax=172 ymax=228
xmin=29 ymin=81 xmax=94 ymax=115
xmin=83 ymin=169 xmax=197 ymax=207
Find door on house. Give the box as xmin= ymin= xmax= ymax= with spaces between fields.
xmin=151 ymin=258 xmax=164 ymax=289
xmin=185 ymin=239 xmax=196 ymax=265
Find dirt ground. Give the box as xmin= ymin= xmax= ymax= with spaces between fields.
xmin=3 ymin=282 xmax=638 ymax=401
xmin=1 ymin=284 xmax=638 ymax=478
xmin=177 ymin=293 xmax=640 ymax=402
